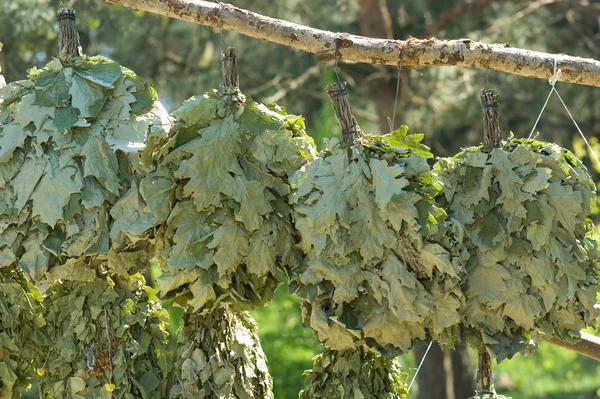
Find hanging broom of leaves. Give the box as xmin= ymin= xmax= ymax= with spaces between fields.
xmin=0 ymin=7 xmax=171 ymax=284
xmin=132 ymin=48 xmax=317 ymax=398
xmin=138 ymin=47 xmax=316 ymax=312
xmin=289 ymin=81 xmax=467 ymax=357
xmin=0 ymin=41 xmax=49 ymax=399
xmin=434 ymin=89 xmax=599 ymax=363
xmin=0 ymin=7 xmax=174 ymax=397
xmin=39 ymin=273 xmax=171 ymax=398
xmin=299 ymin=346 xmax=408 ymax=399
xmin=0 ymin=268 xmax=47 ymax=398
xmin=169 ymin=307 xmax=272 ymax=398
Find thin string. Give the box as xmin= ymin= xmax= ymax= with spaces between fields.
xmin=554 ymin=87 xmax=600 ymax=167
xmin=388 ymin=45 xmax=405 ymax=132
xmin=528 ymin=86 xmax=554 ymax=139
xmin=485 ymin=43 xmax=492 ymax=87
xmin=528 ymin=57 xmax=558 ymax=139
xmin=218 ymin=2 xmax=225 ymax=53
xmin=334 ymin=39 xmax=342 ymax=83
xmin=528 ymin=57 xmax=600 ymax=168
xmin=407 ymin=341 xmax=433 ymax=394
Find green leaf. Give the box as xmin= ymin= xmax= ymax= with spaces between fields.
xmin=53 ymin=106 xmax=79 ymax=132
xmin=173 ymin=117 xmax=243 ymax=211
xmin=237 ymin=100 xmax=284 ymax=134
xmin=72 ymin=59 xmax=122 ymax=88
xmin=140 ymin=174 xmax=174 ymax=222
xmin=349 ymin=204 xmax=395 ymax=262
xmin=0 ymin=123 xmax=27 ymax=163
xmin=544 ymin=181 xmax=583 ymax=232
xmin=106 ymin=116 xmax=150 ymax=153
xmin=503 ymin=294 xmax=543 ymax=330
xmin=13 ymin=93 xmax=55 ymax=130
xmin=11 ymin=156 xmax=46 ymax=212
xmin=207 ymin=220 xmax=249 ymax=277
xmin=139 ymin=370 xmax=160 ymax=392
xmin=172 ymin=94 xmax=218 ymax=126
xmin=81 ymin=135 xmax=121 ymax=195
xmin=376 ymin=125 xmax=432 ymax=158
xmin=418 ymin=243 xmax=457 ymax=278
xmin=187 ymin=280 xmax=217 ymax=310
xmin=45 ymin=258 xmax=96 ymax=282
xmin=369 ymin=158 xmax=409 ymax=209
xmin=33 ymin=69 xmax=70 ymax=107
xmin=110 ymin=185 xmax=158 ymax=239
xmin=234 ymin=176 xmax=272 ymax=231
xmin=467 ymin=263 xmax=511 ymax=304
xmin=31 ymin=162 xmax=83 ymax=227
xmin=69 ymin=74 xmax=109 ymax=119
xmin=19 ymin=231 xmax=50 ymax=281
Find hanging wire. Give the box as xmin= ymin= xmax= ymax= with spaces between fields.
xmin=528 ymin=88 xmax=554 ymax=139
xmin=218 ymin=2 xmax=226 ymax=53
xmin=528 ymin=57 xmax=558 ymax=139
xmin=528 ymin=57 xmax=600 ymax=168
xmin=334 ymin=37 xmax=342 ymax=83
xmin=485 ymin=43 xmax=492 ymax=87
xmin=554 ymin=86 xmax=600 ymax=167
xmin=335 ymin=58 xmax=342 ymax=83
xmin=407 ymin=341 xmax=433 ymax=394
xmin=388 ymin=44 xmax=405 ymax=132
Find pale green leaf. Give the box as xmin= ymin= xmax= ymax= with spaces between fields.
xmin=234 ymin=176 xmax=272 ymax=232
xmin=544 ymin=181 xmax=583 ymax=232
xmin=0 ymin=123 xmax=27 ymax=163
xmin=81 ymin=135 xmax=121 ymax=195
xmin=369 ymin=158 xmax=408 ymax=209
xmin=31 ymin=163 xmax=83 ymax=227
xmin=69 ymin=74 xmax=108 ymax=119
xmin=418 ymin=243 xmax=457 ymax=278
xmin=172 ymin=94 xmax=218 ymax=126
xmin=13 ymin=94 xmax=55 ymax=130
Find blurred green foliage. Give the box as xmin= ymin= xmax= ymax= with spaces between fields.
xmin=252 ymin=282 xmax=323 ymax=399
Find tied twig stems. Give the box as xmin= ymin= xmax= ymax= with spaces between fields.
xmin=325 ymin=82 xmax=359 ymax=145
xmin=57 ymin=7 xmax=81 ymax=58
xmin=475 ymin=348 xmax=495 ymax=395
xmin=481 ymin=89 xmax=502 ymax=148
xmin=221 ymin=47 xmax=238 ymax=88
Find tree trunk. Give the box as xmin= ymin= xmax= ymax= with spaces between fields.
xmin=415 ymin=343 xmax=476 ymax=399
xmin=452 ymin=343 xmax=476 ymax=399
xmin=415 ymin=344 xmax=453 ymax=399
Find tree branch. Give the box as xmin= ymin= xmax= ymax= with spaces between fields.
xmin=263 ymin=64 xmax=320 ymax=103
xmin=541 ymin=333 xmax=600 ymax=362
xmin=103 ymin=0 xmax=600 ymax=88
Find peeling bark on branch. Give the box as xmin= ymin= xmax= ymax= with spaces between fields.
xmin=103 ymin=0 xmax=600 ymax=87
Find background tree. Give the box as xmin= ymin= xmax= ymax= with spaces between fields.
xmin=2 ymin=1 xmax=600 ymax=398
